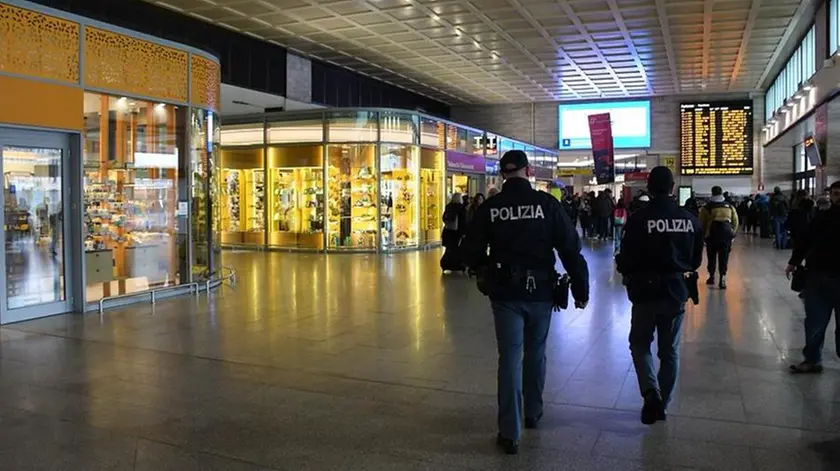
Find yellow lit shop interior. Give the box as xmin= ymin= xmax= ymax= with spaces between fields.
xmin=218 ymin=109 xmax=556 ymax=252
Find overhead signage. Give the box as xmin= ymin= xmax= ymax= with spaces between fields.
xmin=558 ymin=100 xmax=651 ymax=149
xmin=445 ymin=150 xmax=484 ymax=174
xmin=680 ymin=101 xmax=754 ymax=176
xmin=804 ymin=135 xmax=822 ymax=167
xmin=588 ymin=113 xmax=616 ymax=184
xmin=556 ymin=167 xmax=593 ymax=177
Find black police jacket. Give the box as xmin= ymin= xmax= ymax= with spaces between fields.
xmin=461 ymin=178 xmax=589 ymax=303
xmin=616 ymin=195 xmax=703 ymax=306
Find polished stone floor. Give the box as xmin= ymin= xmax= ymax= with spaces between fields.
xmin=1 ymin=238 xmax=839 ymax=471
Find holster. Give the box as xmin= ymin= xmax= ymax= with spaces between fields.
xmin=686 ymin=272 xmax=700 ymax=305
xmin=553 ymin=274 xmax=570 ymax=310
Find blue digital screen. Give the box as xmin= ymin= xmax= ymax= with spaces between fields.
xmin=558 ymin=100 xmax=651 ymax=149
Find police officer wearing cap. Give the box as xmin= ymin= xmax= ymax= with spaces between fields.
xmin=461 ymin=150 xmax=589 ymax=455
xmin=616 ymin=166 xmax=703 ymax=425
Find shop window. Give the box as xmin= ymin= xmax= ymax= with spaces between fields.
xmin=380 ymin=144 xmax=419 ymax=248
xmin=189 ymin=109 xmax=220 ymax=278
xmin=446 ymin=125 xmax=469 ymax=153
xmin=218 ymin=148 xmax=265 ymax=247
xmin=326 ymin=144 xmax=377 ymax=249
xmin=420 ymin=118 xmax=444 ymax=148
xmin=267 ymin=145 xmax=325 ymax=249
xmin=267 ymin=119 xmax=324 ymax=144
xmin=328 ymin=112 xmax=377 ymax=142
xmin=419 ymin=148 xmax=444 ymax=244
xmin=82 ymin=92 xmax=187 ymax=302
xmin=380 ymin=112 xmax=418 ymax=144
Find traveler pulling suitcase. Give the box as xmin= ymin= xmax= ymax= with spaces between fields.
xmin=440 ymin=243 xmax=467 ymax=273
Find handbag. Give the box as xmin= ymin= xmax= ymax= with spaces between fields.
xmin=790 ymin=265 xmax=808 ymax=293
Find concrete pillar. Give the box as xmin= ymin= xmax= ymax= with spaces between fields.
xmin=286 ymin=54 xmax=312 ymax=104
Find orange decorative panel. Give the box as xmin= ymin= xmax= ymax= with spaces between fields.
xmin=191 ymin=54 xmax=220 ymax=111
xmin=84 ymin=26 xmax=188 ymax=102
xmin=0 ymin=3 xmax=80 ymax=83
xmin=0 ymin=74 xmax=83 ymax=130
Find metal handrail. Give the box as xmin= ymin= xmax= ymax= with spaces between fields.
xmin=97 ymin=266 xmax=236 ymax=314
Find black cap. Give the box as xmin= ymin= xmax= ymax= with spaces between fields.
xmin=499 ymin=150 xmax=528 ymax=173
xmin=647 ymin=166 xmax=674 ymax=195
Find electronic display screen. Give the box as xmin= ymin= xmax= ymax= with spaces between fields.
xmin=558 ymin=100 xmax=651 ymax=149
xmin=680 ymin=101 xmax=754 ymax=176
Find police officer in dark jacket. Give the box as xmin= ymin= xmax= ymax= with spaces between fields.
xmin=616 ymin=167 xmax=703 ymax=425
xmin=461 ymin=150 xmax=589 ymax=455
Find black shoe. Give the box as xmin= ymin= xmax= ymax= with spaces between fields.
xmin=789 ymin=361 xmax=824 ymax=374
xmin=706 ymin=276 xmax=715 ymax=286
xmin=496 ymin=434 xmax=519 ymax=455
xmin=657 ymin=407 xmax=667 ymax=422
xmin=525 ymin=414 xmax=542 ymax=430
xmin=719 ymin=276 xmax=727 ymax=290
xmin=641 ymin=390 xmax=662 ymax=425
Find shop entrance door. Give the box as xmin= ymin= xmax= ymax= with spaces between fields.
xmin=0 ymin=129 xmax=73 ymax=324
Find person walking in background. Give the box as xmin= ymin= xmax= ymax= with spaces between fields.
xmin=786 ymin=181 xmax=840 ymax=374
xmin=462 ymin=194 xmax=471 ymax=207
xmin=613 ymin=198 xmax=628 ymax=255
xmin=770 ymin=187 xmax=790 ymax=249
xmin=786 ymin=190 xmax=814 ymax=248
xmin=756 ymin=193 xmax=771 ymax=238
xmin=579 ymin=194 xmax=592 ymax=238
xmin=466 ymin=193 xmax=485 ymax=226
xmin=699 ymin=186 xmax=739 ymax=289
xmin=595 ymin=190 xmax=615 ymax=240
xmin=441 ymin=193 xmax=468 ymax=272
xmin=683 ymin=195 xmax=699 ymax=217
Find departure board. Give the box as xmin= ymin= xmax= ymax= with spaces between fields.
xmin=680 ymin=102 xmax=754 ymax=175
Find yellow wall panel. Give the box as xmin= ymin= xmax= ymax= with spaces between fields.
xmin=0 ymin=74 xmax=82 ymax=130
xmin=84 ymin=26 xmax=188 ymax=102
xmin=0 ymin=3 xmax=80 ymax=83
xmin=191 ymin=55 xmax=220 ymax=111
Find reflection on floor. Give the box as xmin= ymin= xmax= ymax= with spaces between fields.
xmin=1 ymin=239 xmax=839 ymax=471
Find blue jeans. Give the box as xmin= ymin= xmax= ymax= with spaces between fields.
xmin=772 ymin=216 xmax=788 ymax=249
xmin=629 ymin=301 xmax=685 ymax=407
xmin=802 ymin=274 xmax=840 ymax=364
xmin=491 ymin=300 xmax=553 ymax=441
xmin=614 ymin=225 xmax=624 ymax=253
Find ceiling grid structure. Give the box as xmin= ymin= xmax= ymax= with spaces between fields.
xmin=150 ymin=0 xmax=810 ymax=104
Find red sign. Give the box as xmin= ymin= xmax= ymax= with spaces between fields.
xmin=588 ymin=113 xmax=615 ymax=184
xmin=624 ymin=172 xmax=650 ymax=182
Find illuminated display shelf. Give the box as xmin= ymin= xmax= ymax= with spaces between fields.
xmin=680 ymin=102 xmax=754 ymax=176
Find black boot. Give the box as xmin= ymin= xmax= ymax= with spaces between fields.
xmin=641 ymin=389 xmax=663 ymax=425
xmin=496 ymin=434 xmax=519 ymax=455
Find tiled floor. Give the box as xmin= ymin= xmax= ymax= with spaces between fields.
xmin=1 ymin=237 xmax=839 ymax=470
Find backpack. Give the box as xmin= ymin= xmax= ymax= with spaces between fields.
xmin=706 ymin=202 xmax=736 ymax=243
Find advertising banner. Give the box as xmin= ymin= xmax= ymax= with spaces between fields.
xmin=445 ymin=150 xmax=484 ymax=173
xmin=588 ymin=113 xmax=615 ymax=184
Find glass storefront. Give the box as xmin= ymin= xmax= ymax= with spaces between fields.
xmin=81 ymin=93 xmax=188 ymax=303
xmin=0 ymin=1 xmax=222 ymax=319
xmin=218 ymin=109 xmax=556 ymax=252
